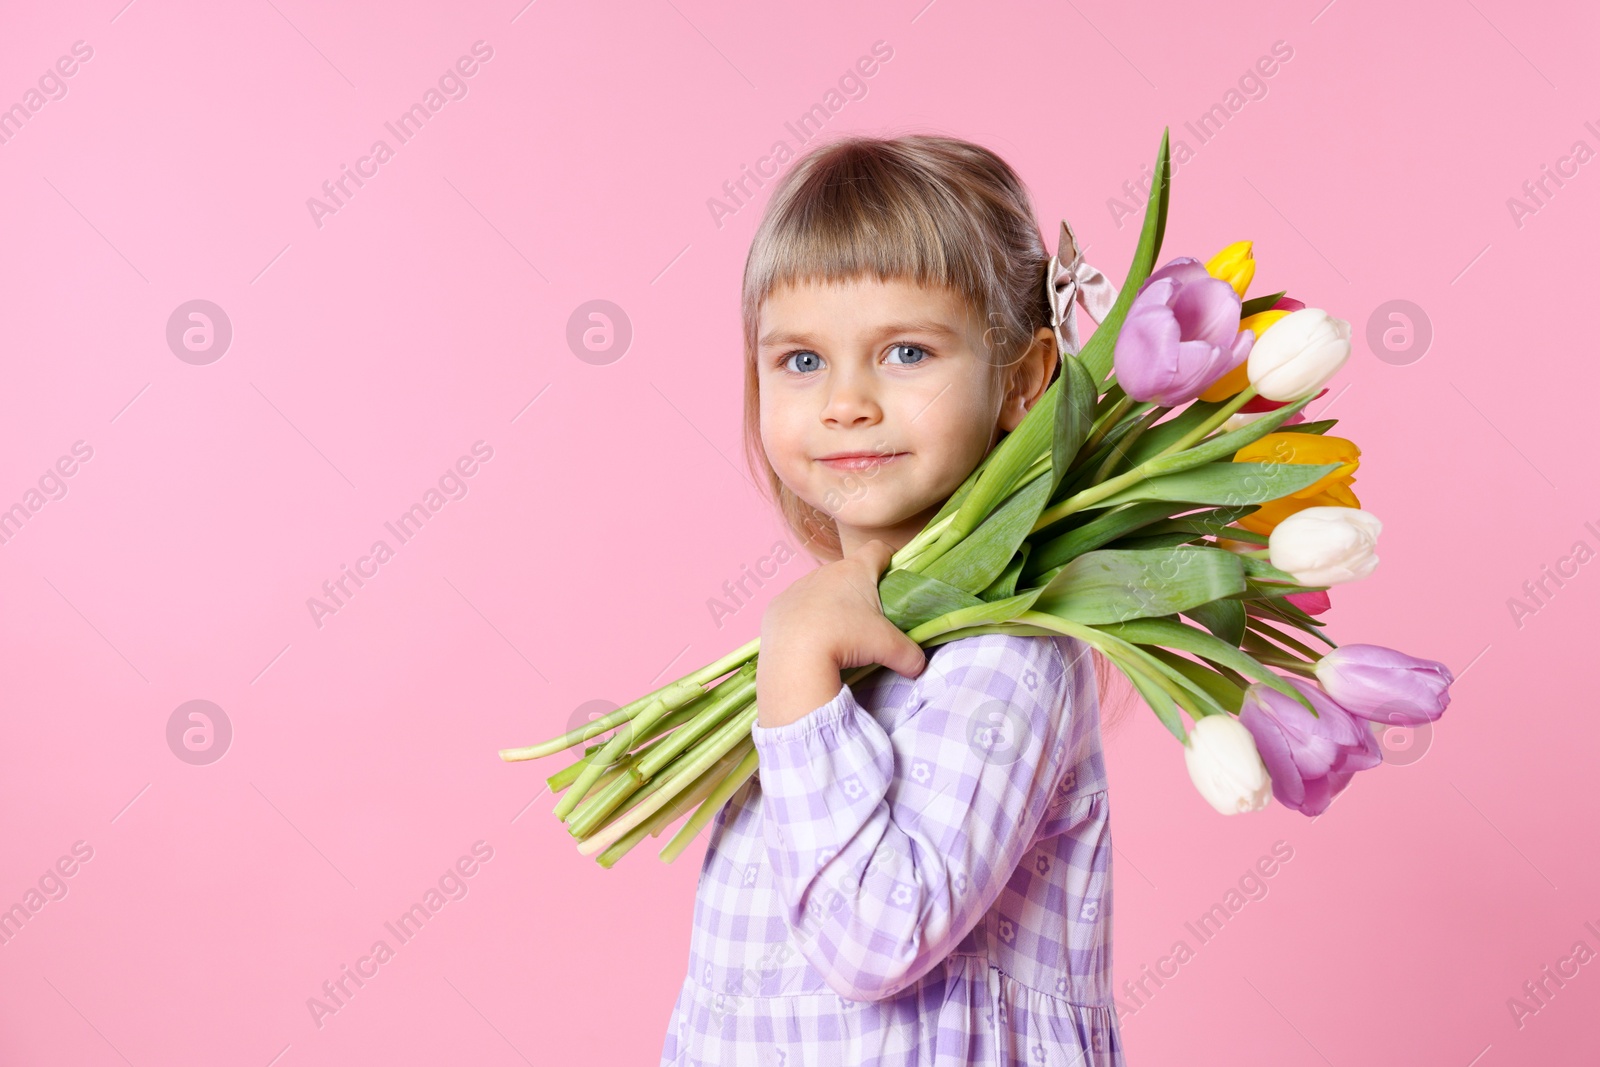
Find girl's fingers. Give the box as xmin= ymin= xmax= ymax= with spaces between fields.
xmin=876 ymin=618 xmax=927 ymax=679
xmin=842 ymin=538 xmax=923 ymax=677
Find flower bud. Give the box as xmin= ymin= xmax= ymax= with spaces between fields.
xmin=1247 ymin=308 xmax=1352 ymax=401
xmin=1204 ymin=240 xmax=1256 ymax=298
xmin=1268 ymin=506 xmax=1381 ymax=586
xmin=1183 ymin=713 xmax=1272 ymax=814
xmin=1312 ymin=644 xmax=1454 ymax=724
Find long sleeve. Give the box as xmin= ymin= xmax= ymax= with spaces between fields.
xmin=747 ymin=632 xmax=1079 ymax=1003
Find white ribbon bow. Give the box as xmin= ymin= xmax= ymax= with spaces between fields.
xmin=1044 ymin=219 xmax=1120 ymax=359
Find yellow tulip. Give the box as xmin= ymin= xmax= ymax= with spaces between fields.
xmin=1205 ymin=240 xmax=1256 ymax=298
xmin=1197 ymin=309 xmax=1292 ymax=402
xmin=1233 ymin=432 xmax=1362 ymax=535
xmin=1235 ymin=482 xmax=1361 ymax=537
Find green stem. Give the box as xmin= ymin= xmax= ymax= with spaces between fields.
xmin=1089 ymin=405 xmax=1167 ymax=485
xmin=1074 ymin=393 xmax=1136 ymax=463
xmin=598 ymin=741 xmax=757 ymax=868
xmin=655 ymin=744 xmax=763 ymax=865
xmin=553 ymin=677 xmax=710 ymax=820
xmin=1153 ymin=385 xmax=1259 ymax=459
xmin=1245 ymin=617 xmax=1323 ymax=661
xmin=577 ymin=704 xmax=759 ymax=856
xmin=1029 ymin=386 xmax=1266 ymax=534
xmin=501 ymin=636 xmax=759 ymax=763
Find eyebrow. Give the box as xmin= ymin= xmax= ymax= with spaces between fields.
xmin=758 ymin=320 xmax=963 ymax=348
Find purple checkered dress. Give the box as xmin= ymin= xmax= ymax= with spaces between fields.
xmin=658 ymin=631 xmax=1124 ymax=1066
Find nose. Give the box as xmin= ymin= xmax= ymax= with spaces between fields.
xmin=820 ymin=363 xmax=882 ymax=428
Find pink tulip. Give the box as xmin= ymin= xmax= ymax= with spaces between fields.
xmin=1113 ymin=257 xmax=1255 ymax=406
xmin=1237 ymin=676 xmax=1382 ymax=815
xmin=1312 ymin=644 xmax=1453 ymax=725
xmin=1285 ymin=591 xmax=1331 ymax=615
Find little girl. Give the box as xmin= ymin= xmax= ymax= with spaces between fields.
xmin=659 ymin=134 xmax=1127 ymax=1066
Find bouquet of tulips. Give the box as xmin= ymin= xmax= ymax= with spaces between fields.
xmin=499 ymin=128 xmax=1455 ymax=867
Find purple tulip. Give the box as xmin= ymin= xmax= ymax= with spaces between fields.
xmin=1312 ymin=644 xmax=1454 ymax=725
xmin=1238 ymin=675 xmax=1383 ymax=816
xmin=1113 ymin=257 xmax=1254 ymax=405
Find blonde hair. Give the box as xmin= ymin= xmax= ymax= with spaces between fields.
xmin=737 ymin=131 xmax=1135 ymax=739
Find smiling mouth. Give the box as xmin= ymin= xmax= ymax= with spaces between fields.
xmin=815 ymin=452 xmax=906 ymax=471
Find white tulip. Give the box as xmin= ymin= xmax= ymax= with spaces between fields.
xmin=1247 ymin=308 xmax=1352 ymax=401
xmin=1269 ymin=506 xmax=1382 ymax=586
xmin=1183 ymin=713 xmax=1272 ymax=814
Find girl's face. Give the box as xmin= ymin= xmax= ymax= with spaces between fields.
xmin=757 ymin=274 xmax=1056 ymax=558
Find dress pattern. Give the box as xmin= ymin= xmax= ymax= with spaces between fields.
xmin=658 ymin=631 xmax=1124 ymax=1066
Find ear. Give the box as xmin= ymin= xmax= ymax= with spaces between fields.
xmin=998 ymin=327 xmax=1060 ymax=432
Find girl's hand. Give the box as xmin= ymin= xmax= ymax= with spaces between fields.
xmin=756 ymin=539 xmax=928 ymax=729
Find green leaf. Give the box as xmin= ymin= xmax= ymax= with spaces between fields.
xmin=1057 ymin=402 xmax=1162 ymax=500
xmin=1145 ymin=647 xmax=1246 ymax=712
xmin=924 ymin=475 xmax=1052 ymax=594
xmin=1093 ymin=615 xmax=1316 ymax=713
xmin=1025 ymin=500 xmax=1177 ymax=578
xmin=979 ymin=543 xmax=1029 ymax=601
xmin=1284 ymin=417 xmax=1338 ymax=436
xmin=1077 ymin=129 xmax=1171 ymax=385
xmin=1109 ymin=639 xmax=1229 ymax=718
xmin=1134 ymin=511 xmax=1267 ymax=543
xmin=1099 ymin=644 xmax=1189 ymax=742
xmin=1106 ymin=531 xmax=1202 ymax=551
xmin=1244 ymin=597 xmax=1335 ymax=649
xmin=1089 ymin=404 xmax=1168 ymax=484
xmin=1238 ymin=555 xmax=1303 ymax=584
xmin=1051 ymin=354 xmax=1098 ymax=497
xmin=1088 ymin=460 xmax=1341 ymax=509
xmin=1024 ymin=502 xmax=1260 ymax=585
xmin=878 ymin=569 xmax=986 ymax=632
xmin=1239 ymin=290 xmax=1287 ymax=317
xmin=1138 ymin=390 xmax=1318 ymax=475
xmin=1032 ymin=546 xmax=1247 ymax=625
xmin=1116 ymin=400 xmax=1229 ymax=468
xmin=1234 ymin=577 xmax=1330 ymax=599
xmin=902 ymin=587 xmax=1048 ymax=644
xmin=1184 ymin=597 xmax=1246 ymax=646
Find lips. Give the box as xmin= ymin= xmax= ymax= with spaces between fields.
xmin=816 ymin=452 xmax=906 ymax=471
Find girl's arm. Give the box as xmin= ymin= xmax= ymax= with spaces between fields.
xmin=749 ymin=629 xmax=1080 ymax=1003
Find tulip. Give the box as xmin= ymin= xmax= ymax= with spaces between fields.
xmin=1231 ymin=432 xmax=1362 ymax=536
xmin=1268 ymin=506 xmax=1380 ymax=586
xmin=1205 ymin=240 xmax=1256 ymax=298
xmin=1285 ymin=590 xmax=1331 ymax=615
xmin=1236 ymin=482 xmax=1360 ymax=537
xmin=1237 ymin=676 xmax=1383 ymax=815
xmin=1247 ymin=308 xmax=1353 ymax=401
xmin=1237 ymin=384 xmax=1325 ymax=413
xmin=1199 ymin=310 xmax=1287 ymax=402
xmin=1234 ymin=433 xmax=1360 ymax=500
xmin=1114 ymin=257 xmax=1254 ymax=406
xmin=1312 ymin=644 xmax=1454 ymax=725
xmin=1198 ymin=295 xmax=1304 ymax=402
xmin=1183 ymin=712 xmax=1272 ymax=814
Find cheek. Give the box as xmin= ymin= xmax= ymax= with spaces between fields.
xmin=759 ymin=397 xmax=805 ymax=473
xmin=909 ymin=388 xmax=994 ymax=459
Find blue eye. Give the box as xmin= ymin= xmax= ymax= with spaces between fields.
xmin=781 ymin=350 xmax=823 ymax=374
xmin=886 ymin=343 xmax=929 ymax=365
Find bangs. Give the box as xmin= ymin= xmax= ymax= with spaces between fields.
xmin=741 ymin=144 xmax=1012 ymax=356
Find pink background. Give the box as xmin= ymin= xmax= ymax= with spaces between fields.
xmin=1 ymin=0 xmax=1595 ymax=1063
